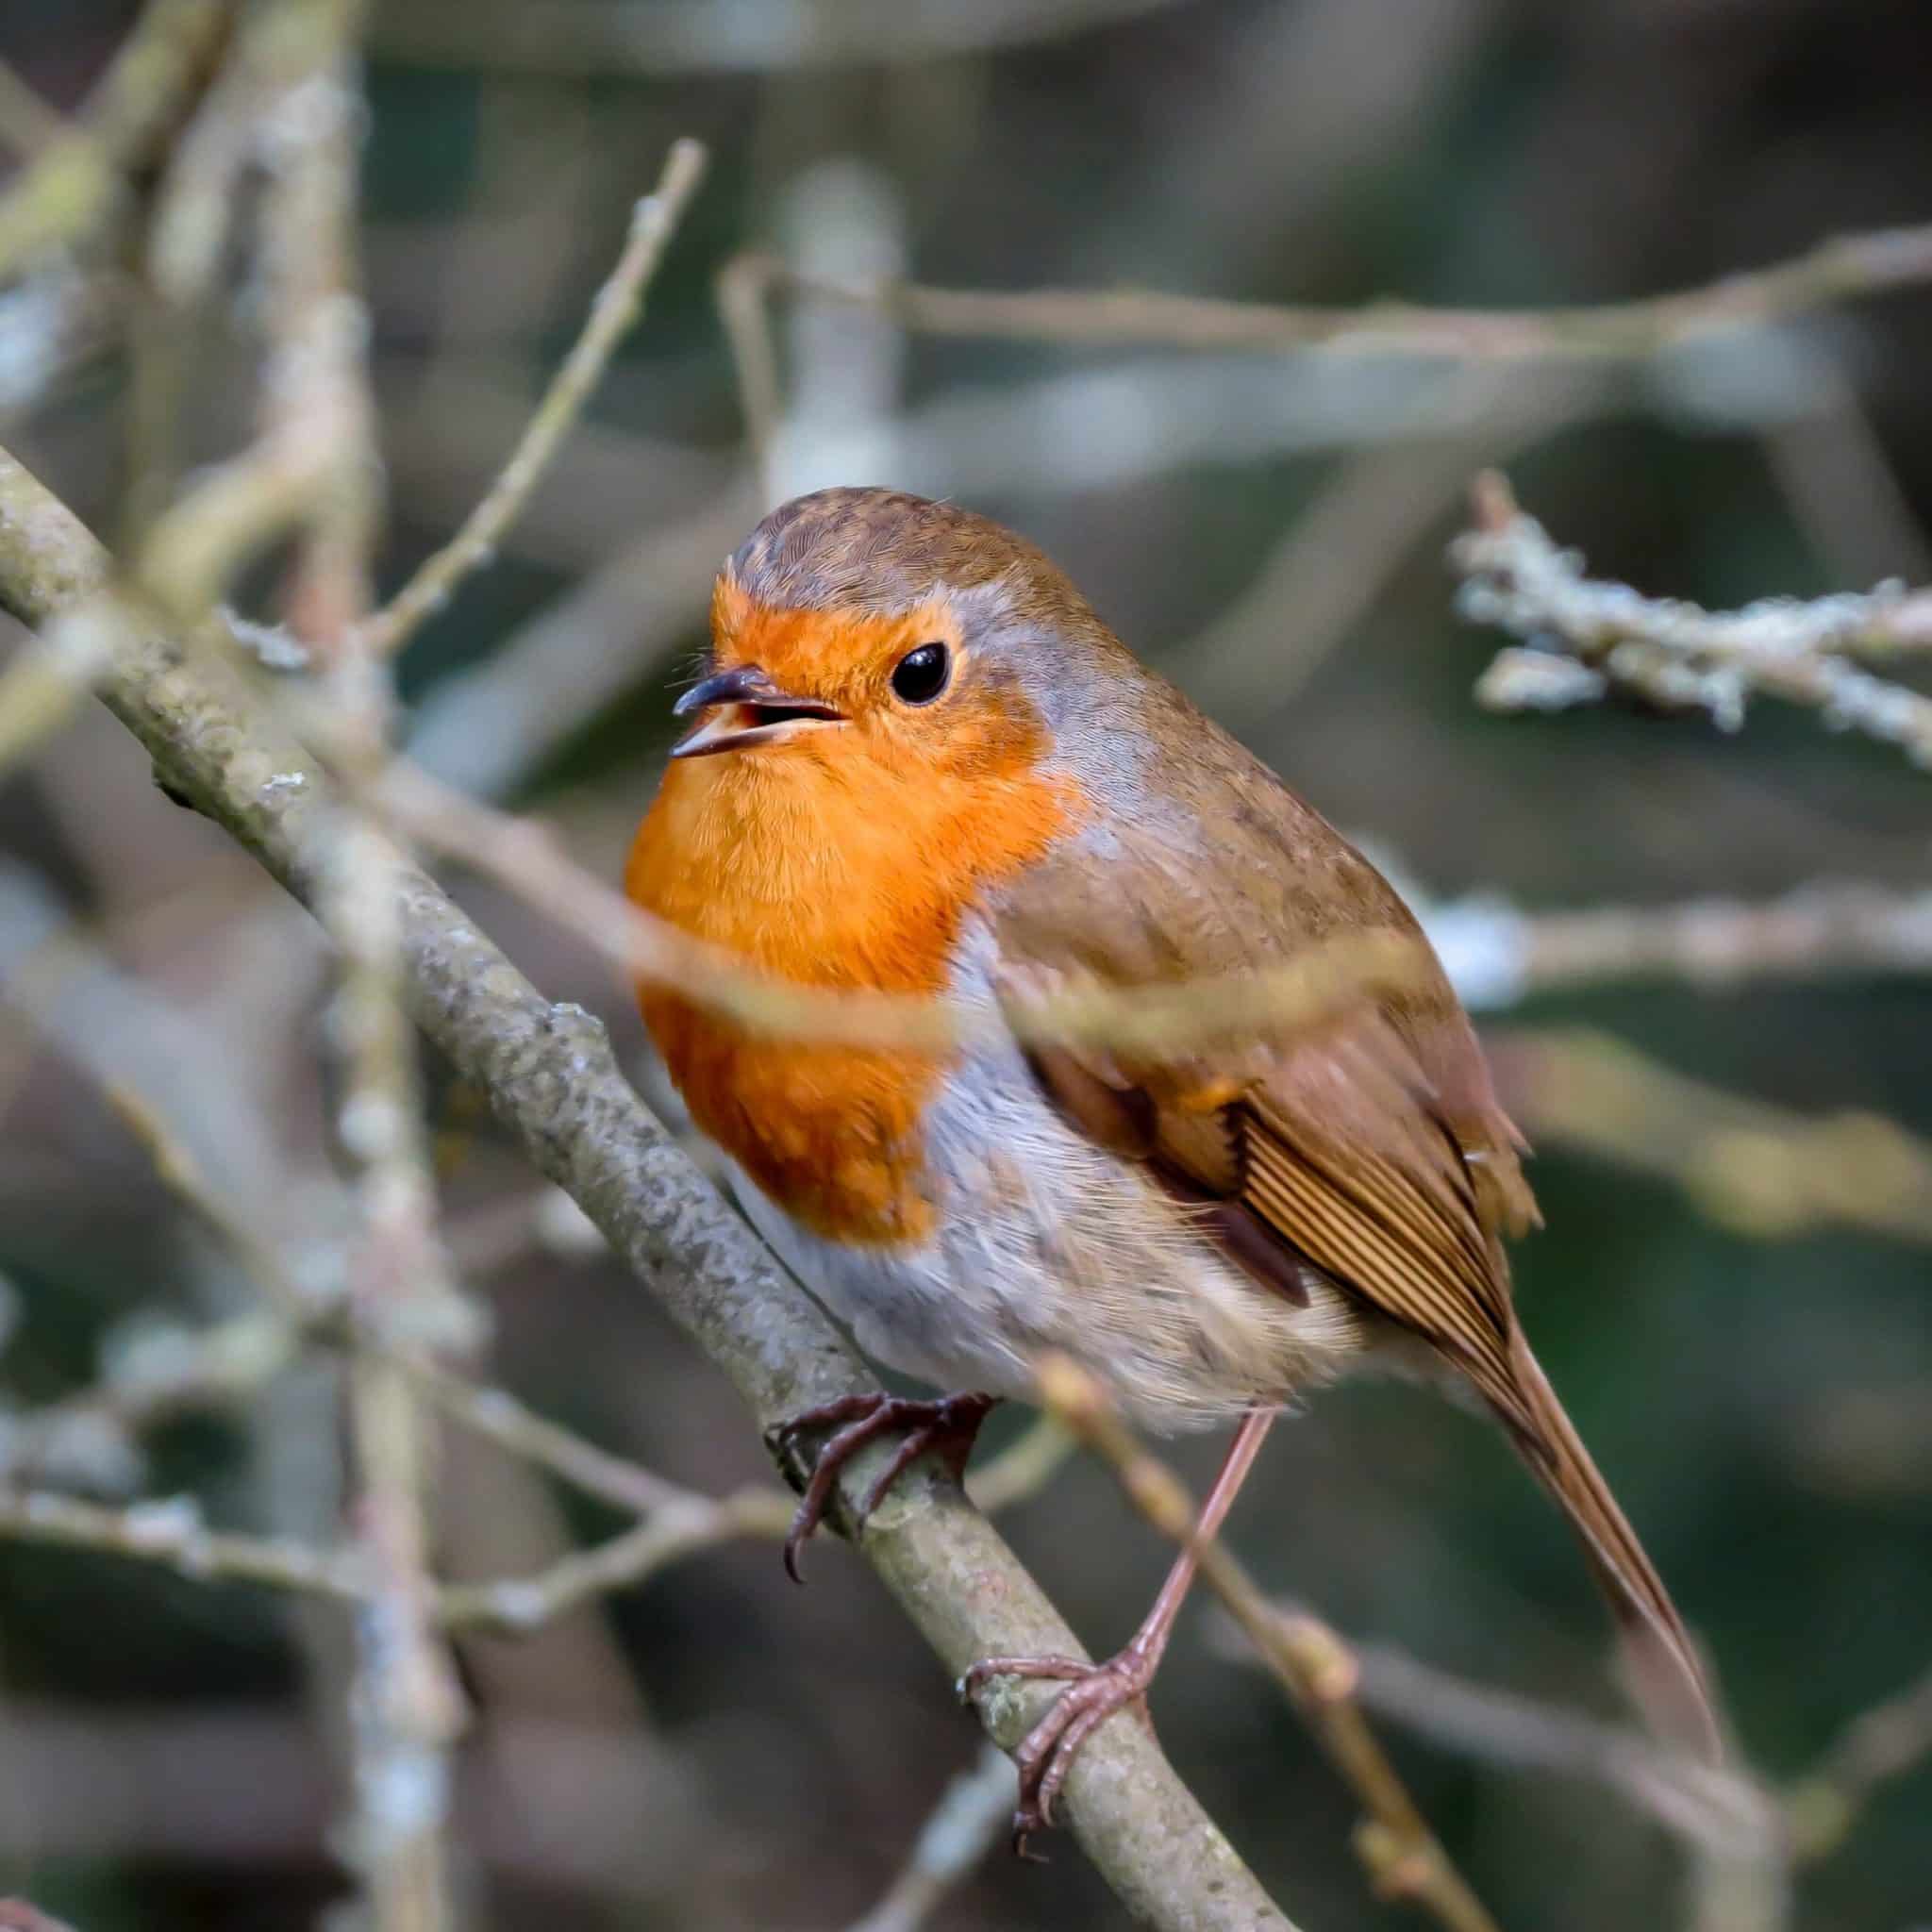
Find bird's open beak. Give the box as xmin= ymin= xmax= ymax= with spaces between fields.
xmin=669 ymin=663 xmax=847 ymax=758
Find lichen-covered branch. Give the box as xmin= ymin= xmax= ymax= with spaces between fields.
xmin=1452 ymin=472 xmax=1932 ymax=766
xmin=0 ymin=445 xmax=1294 ymax=1932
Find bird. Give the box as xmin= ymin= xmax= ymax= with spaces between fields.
xmin=625 ymin=486 xmax=1720 ymax=1843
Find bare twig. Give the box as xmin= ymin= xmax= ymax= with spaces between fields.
xmin=721 ymin=220 xmax=1932 ymax=363
xmin=1037 ymin=1354 xmax=1499 ymax=1932
xmin=401 ymin=481 xmax=758 ymax=796
xmin=238 ymin=4 xmax=463 ymax=1922
xmin=844 ymin=1741 xmax=1019 ymax=1932
xmin=0 ymin=60 xmax=68 ymax=159
xmin=1491 ymin=1027 xmax=1932 ymax=1245
xmin=0 ymin=0 xmax=231 ymax=275
xmin=366 ymin=750 xmax=1425 ymax=1055
xmin=438 ymin=1489 xmax=790 ymax=1634
xmin=1207 ymin=1628 xmax=1772 ymax=1857
xmin=0 ymin=1481 xmax=788 ymax=1637
xmin=1453 ymin=473 xmax=1932 ymax=766
xmin=0 ymin=1488 xmax=367 ymax=1603
xmin=965 ymin=1413 xmax=1074 ymax=1517
xmin=1785 ymin=1660 xmax=1932 ymax=1863
xmin=1426 ymin=879 xmax=1932 ymax=1013
xmin=358 ymin=140 xmax=708 ymax=658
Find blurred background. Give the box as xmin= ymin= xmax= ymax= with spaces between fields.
xmin=2 ymin=1 xmax=1931 ymax=1926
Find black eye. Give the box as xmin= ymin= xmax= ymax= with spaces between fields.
xmin=891 ymin=641 xmax=951 ymax=706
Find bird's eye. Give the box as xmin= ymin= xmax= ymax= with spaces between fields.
xmin=891 ymin=641 xmax=951 ymax=706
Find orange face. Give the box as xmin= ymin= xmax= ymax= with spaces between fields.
xmin=665 ymin=575 xmax=1045 ymax=785
xmin=625 ymin=576 xmax=1085 ymax=1245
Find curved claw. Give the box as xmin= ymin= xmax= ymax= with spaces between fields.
xmin=964 ymin=1647 xmax=1159 ymax=1854
xmin=766 ymin=1391 xmax=996 ymax=1581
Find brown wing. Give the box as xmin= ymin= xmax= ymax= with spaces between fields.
xmin=992 ymin=741 xmax=1719 ymax=1759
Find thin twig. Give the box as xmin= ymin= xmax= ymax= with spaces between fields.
xmin=1037 ymin=1355 xmax=1500 ymax=1932
xmin=965 ymin=1413 xmax=1074 ymax=1517
xmin=844 ymin=1742 xmax=1019 ymax=1932
xmin=438 ymin=1489 xmax=789 ymax=1634
xmin=1206 ymin=1624 xmax=1773 ymax=1857
xmin=1491 ymin=1027 xmax=1932 ymax=1245
xmin=1784 ymin=1659 xmax=1932 ymax=1863
xmin=0 ymin=59 xmax=69 ymax=159
xmin=722 ymin=220 xmax=1932 ymax=362
xmin=1427 ymin=879 xmax=1932 ymax=1013
xmin=365 ymin=749 xmax=1425 ymax=1054
xmin=1453 ymin=472 xmax=1932 ymax=767
xmin=0 ymin=0 xmax=230 ymax=275
xmin=245 ymin=3 xmax=463 ymax=1922
xmin=358 ymin=139 xmax=708 ymax=658
xmin=0 ymin=1482 xmax=787 ymax=1636
xmin=0 ymin=1487 xmax=367 ymax=1603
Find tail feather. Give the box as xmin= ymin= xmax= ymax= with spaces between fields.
xmin=1499 ymin=1328 xmax=1722 ymax=1764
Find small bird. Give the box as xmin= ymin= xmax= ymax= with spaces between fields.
xmin=626 ymin=488 xmax=1719 ymax=1841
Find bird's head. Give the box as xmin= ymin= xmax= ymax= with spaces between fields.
xmin=668 ymin=488 xmax=1124 ymax=787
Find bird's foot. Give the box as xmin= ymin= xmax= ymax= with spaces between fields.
xmin=767 ymin=1390 xmax=996 ymax=1581
xmin=961 ymin=1643 xmax=1159 ymax=1854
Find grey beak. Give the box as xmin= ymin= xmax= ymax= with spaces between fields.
xmin=670 ymin=662 xmax=846 ymax=758
xmin=675 ymin=663 xmax=789 ymax=716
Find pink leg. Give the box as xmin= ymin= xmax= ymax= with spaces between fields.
xmin=963 ymin=1406 xmax=1275 ymax=1850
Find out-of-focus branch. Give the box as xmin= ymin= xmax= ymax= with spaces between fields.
xmin=0 ymin=60 xmax=68 ymax=159
xmin=1426 ymin=879 xmax=1932 ymax=1013
xmin=358 ymin=140 xmax=708 ymax=658
xmin=254 ymin=0 xmax=463 ymax=1923
xmin=1490 ymin=1027 xmax=1932 ymax=1245
xmin=1785 ymin=1660 xmax=1932 ymax=1863
xmin=721 ymin=219 xmax=1932 ymax=363
xmin=0 ymin=450 xmax=1293 ymax=1932
xmin=365 ymin=751 xmax=1424 ymax=1054
xmin=1453 ymin=473 xmax=1932 ymax=766
xmin=0 ymin=1481 xmax=787 ymax=1634
xmin=1036 ymin=1354 xmax=1498 ymax=1932
xmin=402 ymin=480 xmax=758 ymax=796
xmin=0 ymin=0 xmax=231 ymax=275
xmin=965 ymin=1414 xmax=1074 ymax=1517
xmin=437 ymin=1490 xmax=789 ymax=1634
xmin=372 ymin=0 xmax=1187 ymax=75
xmin=0 ymin=1488 xmax=367 ymax=1602
xmin=844 ymin=1742 xmax=1018 ymax=1932
xmin=1206 ymin=1626 xmax=1772 ymax=1857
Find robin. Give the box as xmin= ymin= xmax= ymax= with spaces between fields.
xmin=625 ymin=487 xmax=1719 ymax=1841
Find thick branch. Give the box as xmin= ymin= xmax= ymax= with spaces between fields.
xmin=0 ymin=445 xmax=1293 ymax=1932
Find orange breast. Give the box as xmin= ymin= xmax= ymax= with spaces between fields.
xmin=625 ymin=721 xmax=1078 ymax=1248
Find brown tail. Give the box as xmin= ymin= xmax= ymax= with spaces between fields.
xmin=1498 ymin=1328 xmax=1723 ymax=1763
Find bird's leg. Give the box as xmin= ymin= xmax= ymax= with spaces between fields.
xmin=767 ymin=1390 xmax=998 ymax=1581
xmin=963 ymin=1406 xmax=1275 ymax=1852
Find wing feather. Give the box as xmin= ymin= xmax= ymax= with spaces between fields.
xmin=991 ymin=787 xmax=1718 ymax=1758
